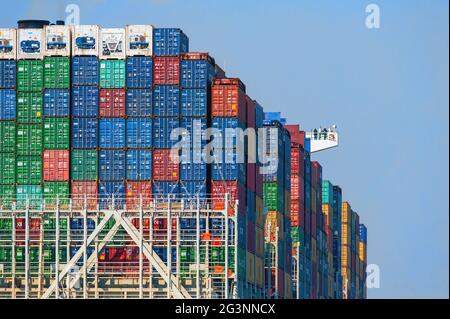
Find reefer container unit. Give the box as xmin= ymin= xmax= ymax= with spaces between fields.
xmin=153 ymin=28 xmax=189 ymax=56
xmin=17 ymin=27 xmax=45 ymax=60
xmin=43 ymin=24 xmax=71 ymax=57
xmin=125 ymin=25 xmax=153 ymax=57
xmin=100 ymin=28 xmax=126 ymax=60
xmin=0 ymin=28 xmax=17 ymax=60
xmin=72 ymin=25 xmax=100 ymax=57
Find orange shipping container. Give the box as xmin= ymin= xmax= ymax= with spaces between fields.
xmin=211 ymin=78 xmax=246 ymax=122
xmin=43 ymin=150 xmax=69 ymax=181
xmin=126 ymin=181 xmax=152 ymax=210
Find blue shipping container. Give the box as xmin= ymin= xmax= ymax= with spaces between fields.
xmin=0 ymin=89 xmax=16 ymax=120
xmin=126 ymin=150 xmax=152 ymax=180
xmin=181 ymin=89 xmax=208 ymax=117
xmin=126 ymin=118 xmax=152 ymax=148
xmin=153 ymin=117 xmax=179 ymax=148
xmin=152 ymin=181 xmax=179 ymax=197
xmin=99 ymin=150 xmax=126 ymax=181
xmin=72 ymin=56 xmax=99 ymax=86
xmin=126 ymin=57 xmax=153 ymax=88
xmin=180 ymin=160 xmax=206 ymax=181
xmin=153 ymin=85 xmax=179 ymax=116
xmin=126 ymin=89 xmax=152 ymax=117
xmin=70 ymin=218 xmax=96 ymax=230
xmin=72 ymin=86 xmax=98 ymax=117
xmin=180 ymin=117 xmax=207 ymax=150
xmin=100 ymin=118 xmax=125 ymax=148
xmin=43 ymin=89 xmax=70 ymax=117
xmin=359 ymin=224 xmax=367 ymax=243
xmin=212 ymin=117 xmax=245 ymax=149
xmin=180 ymin=59 xmax=215 ymax=89
xmin=179 ymin=218 xmax=206 ymax=230
xmin=71 ymin=117 xmax=98 ymax=149
xmin=153 ymin=28 xmax=189 ymax=56
xmin=180 ymin=181 xmax=207 ymax=198
xmin=99 ymin=182 xmax=125 ymax=209
xmin=0 ymin=60 xmax=16 ymax=88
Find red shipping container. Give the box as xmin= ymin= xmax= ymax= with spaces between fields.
xmin=211 ymin=78 xmax=246 ymax=123
xmin=311 ymin=161 xmax=322 ymax=187
xmin=153 ymin=56 xmax=180 ymax=85
xmin=211 ymin=181 xmax=247 ymax=215
xmin=245 ymin=95 xmax=256 ymax=128
xmin=99 ymin=89 xmax=126 ymax=117
xmin=43 ymin=150 xmax=69 ymax=181
xmin=152 ymin=149 xmax=179 ymax=181
xmin=126 ymin=181 xmax=152 ymax=210
xmin=71 ymin=181 xmax=98 ymax=210
xmin=180 ymin=52 xmax=215 ymax=64
xmin=247 ymin=221 xmax=256 ymax=254
xmin=15 ymin=218 xmax=41 ymax=245
xmin=132 ymin=218 xmax=151 ymax=231
xmin=246 ymin=163 xmax=256 ymax=192
xmin=153 ymin=218 xmax=177 ymax=231
xmin=285 ymin=124 xmax=304 ymax=147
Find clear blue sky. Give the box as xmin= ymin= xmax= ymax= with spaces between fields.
xmin=1 ymin=0 xmax=448 ymax=298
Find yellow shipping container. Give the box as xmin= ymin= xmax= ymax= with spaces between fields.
xmin=265 ymin=211 xmax=283 ymax=241
xmin=359 ymin=241 xmax=366 ymax=261
xmin=247 ymin=252 xmax=255 ymax=284
xmin=342 ymin=202 xmax=351 ymax=223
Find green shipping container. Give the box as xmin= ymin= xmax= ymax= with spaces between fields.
xmin=16 ymin=124 xmax=43 ymax=156
xmin=44 ymin=57 xmax=70 ymax=89
xmin=100 ymin=60 xmax=126 ymax=88
xmin=43 ymin=182 xmax=69 ymax=205
xmin=71 ymin=149 xmax=98 ymax=180
xmin=0 ymin=121 xmax=16 ymax=153
xmin=43 ymin=216 xmax=68 ymax=231
xmin=43 ymin=245 xmax=68 ymax=263
xmin=16 ymin=185 xmax=43 ymax=209
xmin=0 ymin=185 xmax=15 ymax=208
xmin=17 ymin=92 xmax=43 ymax=124
xmin=17 ymin=60 xmax=44 ymax=92
xmin=0 ymin=154 xmax=15 ymax=184
xmin=263 ymin=182 xmax=279 ymax=211
xmin=237 ymin=247 xmax=247 ymax=279
xmin=0 ymin=247 xmax=12 ymax=263
xmin=43 ymin=118 xmax=70 ymax=150
xmin=16 ymin=156 xmax=42 ymax=184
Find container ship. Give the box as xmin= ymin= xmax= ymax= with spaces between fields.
xmin=0 ymin=20 xmax=367 ymax=299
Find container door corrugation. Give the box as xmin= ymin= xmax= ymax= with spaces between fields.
xmin=17 ymin=60 xmax=43 ymax=92
xmin=71 ymin=86 xmax=99 ymax=117
xmin=0 ymin=60 xmax=16 ymax=89
xmin=125 ymin=181 xmax=152 ymax=209
xmin=99 ymin=118 xmax=125 ymax=148
xmin=181 ymin=88 xmax=208 ymax=117
xmin=43 ymin=118 xmax=70 ymax=150
xmin=71 ymin=57 xmax=99 ymax=86
xmin=126 ymin=57 xmax=153 ymax=88
xmin=152 ymin=117 xmax=179 ymax=148
xmin=153 ymin=86 xmax=180 ymax=117
xmin=0 ymin=154 xmax=15 ymax=184
xmin=16 ymin=156 xmax=42 ymax=184
xmin=152 ymin=181 xmax=180 ymax=197
xmin=180 ymin=117 xmax=207 ymax=150
xmin=44 ymin=57 xmax=70 ymax=89
xmin=99 ymin=182 xmax=125 ymax=209
xmin=0 ymin=89 xmax=16 ymax=120
xmin=126 ymin=150 xmax=152 ymax=180
xmin=152 ymin=149 xmax=179 ymax=181
xmin=126 ymin=118 xmax=152 ymax=148
xmin=180 ymin=58 xmax=215 ymax=89
xmin=71 ymin=150 xmax=98 ymax=181
xmin=0 ymin=122 xmax=16 ymax=153
xmin=16 ymin=124 xmax=43 ymax=156
xmin=42 ymin=150 xmax=70 ymax=181
xmin=71 ymin=117 xmax=99 ymax=149
xmin=179 ymin=181 xmax=206 ymax=198
xmin=99 ymin=150 xmax=126 ymax=181
xmin=99 ymin=89 xmax=126 ymax=117
xmin=71 ymin=181 xmax=98 ymax=210
xmin=126 ymin=89 xmax=152 ymax=117
xmin=100 ymin=60 xmax=126 ymax=89
xmin=17 ymin=92 xmax=43 ymax=124
xmin=153 ymin=56 xmax=180 ymax=85
xmin=153 ymin=28 xmax=189 ymax=56
xmin=43 ymin=89 xmax=70 ymax=117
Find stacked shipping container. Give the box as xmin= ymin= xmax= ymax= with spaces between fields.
xmin=0 ymin=22 xmax=369 ymax=299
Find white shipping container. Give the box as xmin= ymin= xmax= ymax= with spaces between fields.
xmin=125 ymin=25 xmax=153 ymax=57
xmin=0 ymin=28 xmax=17 ymax=60
xmin=17 ymin=28 xmax=44 ymax=60
xmin=72 ymin=25 xmax=100 ymax=56
xmin=100 ymin=28 xmax=126 ymax=59
xmin=44 ymin=25 xmax=71 ymax=57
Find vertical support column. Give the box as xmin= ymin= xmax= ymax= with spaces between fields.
xmin=83 ymin=194 xmax=88 ymax=299
xmin=55 ymin=196 xmax=60 ymax=299
xmin=139 ymin=195 xmax=143 ymax=299
xmin=234 ymin=199 xmax=239 ymax=299
xmin=12 ymin=211 xmax=16 ymax=299
xmin=196 ymin=195 xmax=201 ymax=299
xmin=267 ymin=223 xmax=271 ymax=299
xmin=94 ymin=213 xmax=99 ymax=299
xmin=275 ymin=227 xmax=279 ymax=299
xmin=167 ymin=195 xmax=172 ymax=298
xmin=25 ymin=196 xmax=30 ymax=299
xmin=149 ymin=210 xmax=154 ymax=298
xmin=37 ymin=214 xmax=43 ymax=298
xmin=296 ymin=243 xmax=300 ymax=299
xmin=224 ymin=193 xmax=229 ymax=299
